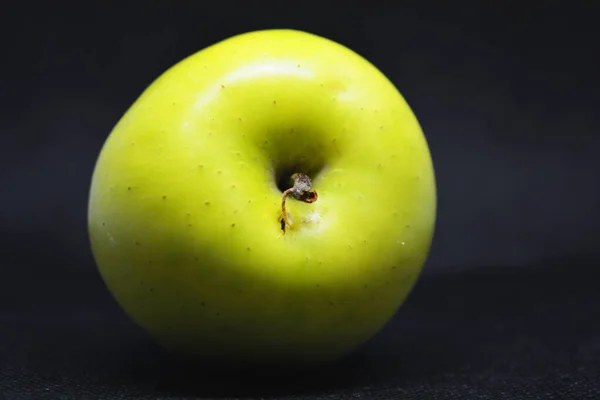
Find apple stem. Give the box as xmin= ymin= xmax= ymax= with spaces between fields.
xmin=281 ymin=172 xmax=318 ymax=233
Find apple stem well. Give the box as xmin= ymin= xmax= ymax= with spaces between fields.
xmin=280 ymin=173 xmax=318 ymax=233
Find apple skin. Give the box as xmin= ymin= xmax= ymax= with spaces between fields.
xmin=88 ymin=29 xmax=436 ymax=369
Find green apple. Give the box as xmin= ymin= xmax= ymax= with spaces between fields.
xmin=88 ymin=29 xmax=436 ymax=369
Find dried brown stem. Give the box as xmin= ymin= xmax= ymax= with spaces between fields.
xmin=281 ymin=173 xmax=318 ymax=233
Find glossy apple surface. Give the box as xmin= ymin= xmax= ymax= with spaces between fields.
xmin=88 ymin=29 xmax=436 ymax=368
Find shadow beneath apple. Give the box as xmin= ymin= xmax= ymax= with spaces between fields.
xmin=148 ymin=354 xmax=377 ymax=398
xmin=116 ymin=272 xmax=489 ymax=398
xmin=122 ymin=325 xmax=463 ymax=399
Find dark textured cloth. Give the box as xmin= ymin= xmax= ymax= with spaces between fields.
xmin=1 ymin=262 xmax=598 ymax=399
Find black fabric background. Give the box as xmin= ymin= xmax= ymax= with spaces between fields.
xmin=2 ymin=2 xmax=599 ymax=399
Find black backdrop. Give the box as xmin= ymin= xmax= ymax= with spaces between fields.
xmin=2 ymin=2 xmax=599 ymax=399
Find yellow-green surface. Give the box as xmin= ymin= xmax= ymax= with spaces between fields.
xmin=88 ymin=29 xmax=437 ymax=367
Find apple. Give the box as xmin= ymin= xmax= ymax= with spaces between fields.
xmin=88 ymin=29 xmax=436 ymax=369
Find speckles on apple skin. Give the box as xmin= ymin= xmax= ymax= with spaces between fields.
xmin=204 ymin=201 xmax=211 ymax=206
xmin=162 ymin=195 xmax=167 ymax=200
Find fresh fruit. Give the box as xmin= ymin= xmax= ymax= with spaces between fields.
xmin=88 ymin=29 xmax=437 ymax=368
